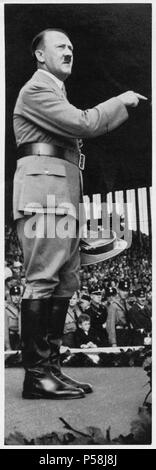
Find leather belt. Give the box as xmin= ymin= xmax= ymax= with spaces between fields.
xmin=17 ymin=142 xmax=86 ymax=171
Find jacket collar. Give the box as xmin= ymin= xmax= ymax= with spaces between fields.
xmin=37 ymin=69 xmax=63 ymax=89
xmin=32 ymin=69 xmax=64 ymax=93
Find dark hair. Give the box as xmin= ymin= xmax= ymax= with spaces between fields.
xmin=78 ymin=314 xmax=90 ymax=325
xmin=31 ymin=28 xmax=70 ymax=59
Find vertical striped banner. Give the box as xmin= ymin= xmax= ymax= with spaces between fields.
xmin=84 ymin=187 xmax=152 ymax=238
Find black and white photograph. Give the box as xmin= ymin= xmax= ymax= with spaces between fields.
xmin=1 ymin=0 xmax=155 ymax=456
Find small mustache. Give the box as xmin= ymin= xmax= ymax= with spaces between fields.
xmin=63 ymin=57 xmax=72 ymax=64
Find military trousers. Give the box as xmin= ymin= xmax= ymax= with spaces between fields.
xmin=17 ymin=213 xmax=80 ymax=299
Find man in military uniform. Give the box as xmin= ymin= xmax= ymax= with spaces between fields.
xmin=106 ymin=279 xmax=130 ymax=347
xmin=127 ymin=288 xmax=152 ymax=345
xmin=89 ymin=290 xmax=108 ymax=346
xmin=104 ymin=285 xmax=117 ymax=303
xmin=127 ymin=287 xmax=136 ymax=308
xmin=13 ymin=28 xmax=145 ymax=399
xmin=5 ymin=285 xmax=21 ymax=351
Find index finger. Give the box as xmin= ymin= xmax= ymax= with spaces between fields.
xmin=136 ymin=93 xmax=148 ymax=100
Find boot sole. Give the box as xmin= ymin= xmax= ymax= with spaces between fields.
xmin=22 ymin=391 xmax=85 ymax=400
xmin=55 ymin=374 xmax=93 ymax=394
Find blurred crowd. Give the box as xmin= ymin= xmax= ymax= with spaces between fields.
xmin=5 ymin=224 xmax=152 ymax=357
xmin=79 ymin=234 xmax=151 ymax=295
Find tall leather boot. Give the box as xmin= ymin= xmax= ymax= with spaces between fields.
xmin=48 ymin=297 xmax=93 ymax=394
xmin=21 ymin=299 xmax=84 ymax=400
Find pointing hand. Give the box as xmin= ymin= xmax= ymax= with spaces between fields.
xmin=118 ymin=90 xmax=148 ymax=108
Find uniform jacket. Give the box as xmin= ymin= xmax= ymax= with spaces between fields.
xmin=90 ymin=302 xmax=107 ymax=330
xmin=127 ymin=302 xmax=152 ymax=332
xmin=106 ymin=298 xmax=128 ymax=345
xmin=13 ymin=69 xmax=128 ymax=220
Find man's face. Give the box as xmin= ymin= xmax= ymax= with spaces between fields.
xmin=119 ymin=289 xmax=128 ymax=300
xmin=11 ymin=294 xmax=20 ymax=306
xmin=39 ymin=31 xmax=73 ymax=81
xmin=137 ymin=296 xmax=146 ymax=306
xmin=91 ymin=294 xmax=102 ymax=305
xmin=80 ymin=299 xmax=90 ymax=311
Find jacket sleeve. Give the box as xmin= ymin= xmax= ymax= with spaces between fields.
xmin=19 ymin=83 xmax=128 ymax=139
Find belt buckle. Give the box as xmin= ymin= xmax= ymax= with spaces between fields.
xmin=79 ymin=153 xmax=86 ymax=170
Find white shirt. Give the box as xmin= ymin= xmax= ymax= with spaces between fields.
xmin=38 ymin=69 xmax=64 ymax=90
